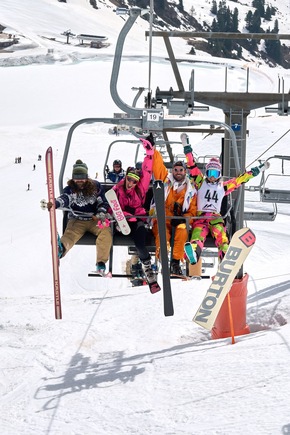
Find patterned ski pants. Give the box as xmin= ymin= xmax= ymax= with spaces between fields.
xmin=190 ymin=218 xmax=229 ymax=261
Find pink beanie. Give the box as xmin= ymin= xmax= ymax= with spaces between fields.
xmin=206 ymin=157 xmax=222 ymax=171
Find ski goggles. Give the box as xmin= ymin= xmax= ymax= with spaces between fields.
xmin=206 ymin=169 xmax=221 ymax=179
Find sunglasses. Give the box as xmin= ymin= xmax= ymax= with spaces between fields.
xmin=126 ymin=176 xmax=138 ymax=184
xmin=174 ymin=167 xmax=185 ymax=173
xmin=206 ymin=169 xmax=221 ymax=178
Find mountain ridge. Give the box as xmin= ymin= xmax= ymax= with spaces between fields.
xmin=0 ymin=0 xmax=290 ymax=68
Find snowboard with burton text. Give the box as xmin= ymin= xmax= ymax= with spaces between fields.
xmin=193 ymin=227 xmax=256 ymax=330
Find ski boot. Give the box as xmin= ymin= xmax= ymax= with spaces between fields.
xmin=130 ymin=262 xmax=146 ymax=287
xmin=184 ymin=242 xmax=197 ymax=265
xmin=170 ymin=259 xmax=183 ymax=276
xmin=96 ymin=261 xmax=106 ymax=277
xmin=57 ymin=234 xmax=65 ymax=259
xmin=142 ymin=258 xmax=161 ymax=294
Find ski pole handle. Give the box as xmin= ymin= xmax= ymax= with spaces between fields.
xmin=40 ymin=199 xmax=53 ymax=210
xmin=40 ymin=199 xmax=48 ymax=210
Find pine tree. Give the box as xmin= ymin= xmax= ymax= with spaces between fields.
xmin=210 ymin=0 xmax=217 ymax=15
xmin=265 ymin=20 xmax=281 ymax=64
xmin=252 ymin=0 xmax=265 ymax=18
xmin=264 ymin=5 xmax=272 ymax=21
xmin=178 ymin=0 xmax=184 ymax=12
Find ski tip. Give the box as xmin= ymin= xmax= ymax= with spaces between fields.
xmin=149 ymin=282 xmax=161 ymax=294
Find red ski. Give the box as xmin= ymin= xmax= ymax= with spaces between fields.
xmin=45 ymin=147 xmax=62 ymax=319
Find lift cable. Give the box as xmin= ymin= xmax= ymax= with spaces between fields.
xmin=246 ymin=128 xmax=290 ymax=169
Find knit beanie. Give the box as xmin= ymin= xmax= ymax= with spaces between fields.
xmin=72 ymin=159 xmax=88 ymax=179
xmin=206 ymin=157 xmax=222 ymax=172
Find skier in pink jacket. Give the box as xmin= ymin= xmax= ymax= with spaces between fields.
xmin=112 ymin=138 xmax=160 ymax=293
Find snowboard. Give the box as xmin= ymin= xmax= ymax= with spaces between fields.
xmin=105 ymin=189 xmax=131 ymax=235
xmin=193 ymin=227 xmax=256 ymax=330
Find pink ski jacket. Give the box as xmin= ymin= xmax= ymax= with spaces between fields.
xmin=113 ymin=154 xmax=153 ymax=219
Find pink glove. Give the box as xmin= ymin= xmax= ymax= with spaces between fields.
xmin=140 ymin=138 xmax=154 ymax=156
xmin=97 ymin=218 xmax=110 ymax=229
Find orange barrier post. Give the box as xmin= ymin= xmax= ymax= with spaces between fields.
xmin=227 ymin=293 xmax=235 ymax=344
xmin=211 ymin=273 xmax=250 ymax=340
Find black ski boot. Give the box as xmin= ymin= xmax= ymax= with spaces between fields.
xmin=131 ymin=262 xmax=146 ymax=287
xmin=170 ymin=259 xmax=183 ymax=276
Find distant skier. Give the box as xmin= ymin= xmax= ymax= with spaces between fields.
xmin=106 ymin=159 xmax=125 ymax=183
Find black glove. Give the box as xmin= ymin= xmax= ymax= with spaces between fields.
xmin=183 ymin=145 xmax=192 ymax=154
xmin=171 ymin=218 xmax=186 ymax=227
xmin=146 ymin=133 xmax=155 ymax=146
xmin=124 ymin=205 xmax=136 ymax=214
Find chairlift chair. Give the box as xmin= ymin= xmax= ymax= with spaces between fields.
xmin=244 ymin=155 xmax=290 ymax=221
xmin=59 ymin=132 xmax=237 ymax=278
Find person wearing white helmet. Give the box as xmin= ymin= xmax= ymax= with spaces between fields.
xmin=181 ymin=133 xmax=270 ymax=265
